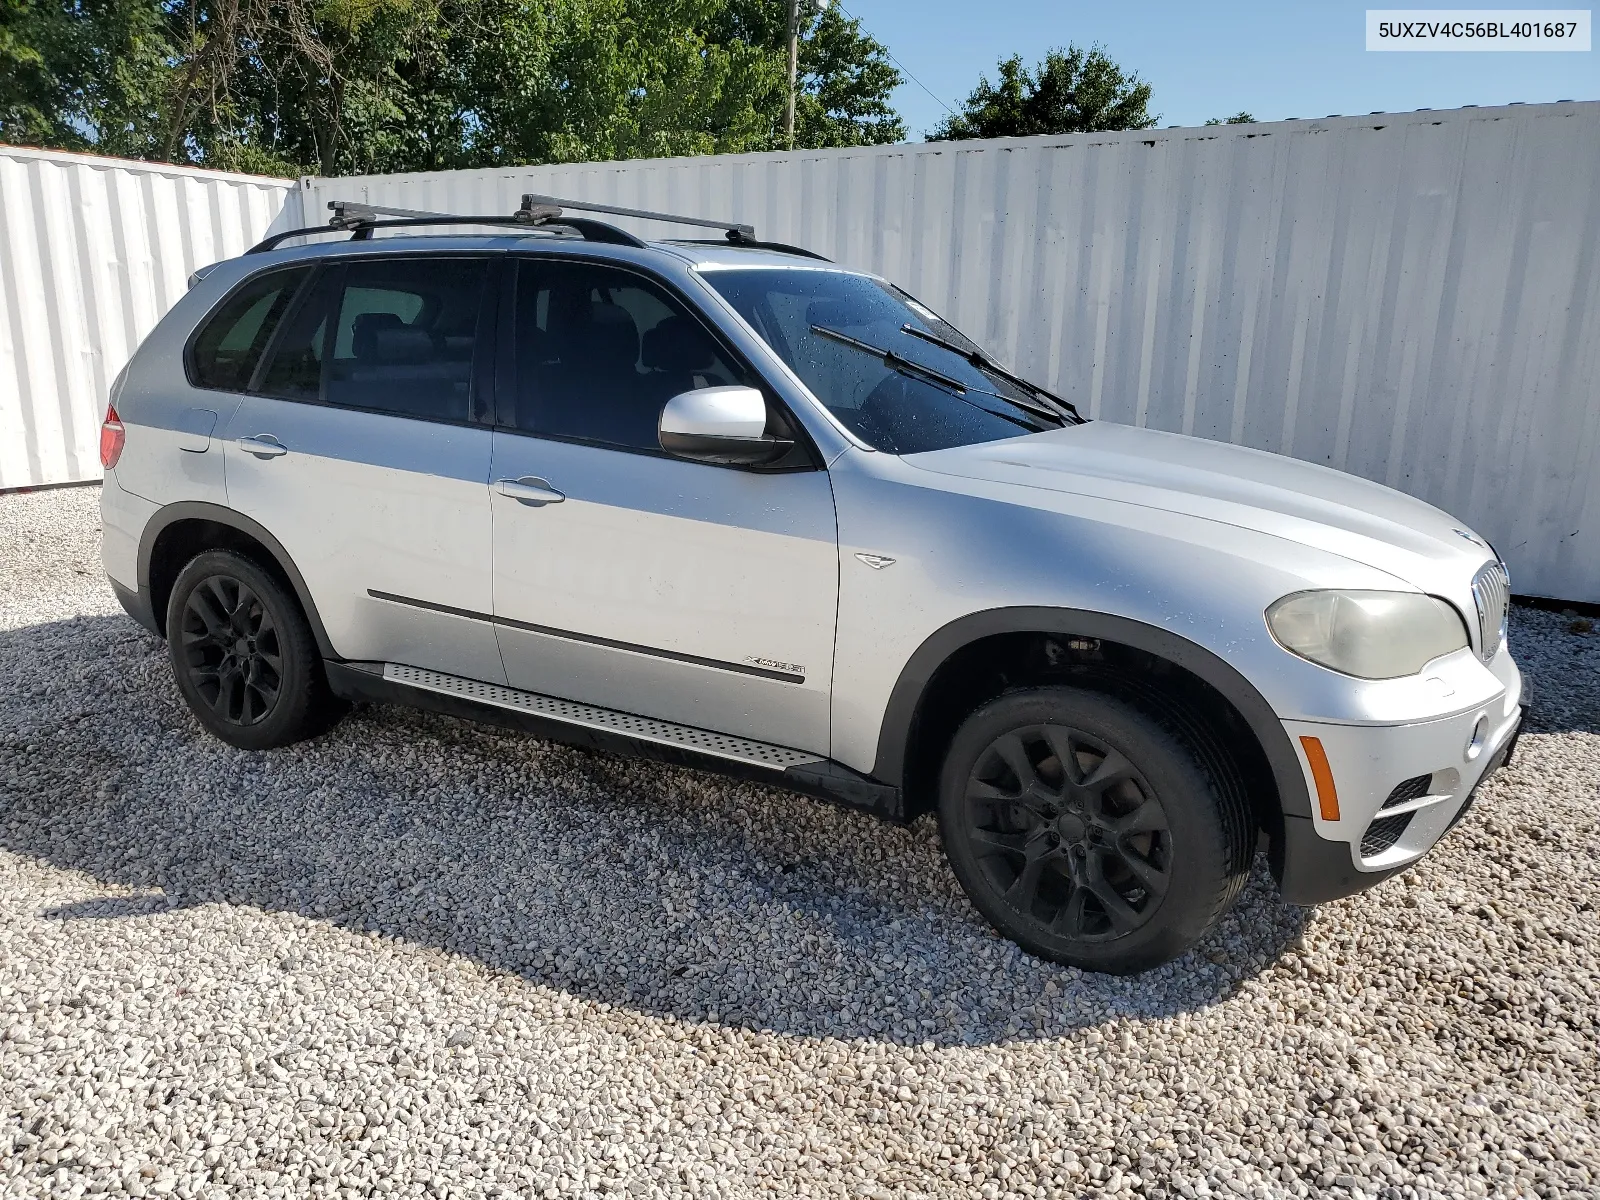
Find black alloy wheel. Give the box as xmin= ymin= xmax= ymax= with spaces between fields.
xmin=179 ymin=574 xmax=283 ymax=726
xmin=165 ymin=549 xmax=338 ymax=750
xmin=937 ymin=686 xmax=1254 ymax=973
xmin=962 ymin=723 xmax=1170 ymax=941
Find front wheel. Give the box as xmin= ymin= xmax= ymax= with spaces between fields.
xmin=165 ymin=550 xmax=334 ymax=750
xmin=937 ymin=686 xmax=1254 ymax=974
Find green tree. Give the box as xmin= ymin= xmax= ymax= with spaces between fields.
xmin=1 ymin=0 xmax=171 ymax=154
xmin=492 ymin=0 xmax=783 ymax=165
xmin=302 ymin=0 xmax=904 ymax=172
xmin=931 ymin=44 xmax=1155 ymax=140
xmin=0 ymin=0 xmax=56 ymax=144
xmin=149 ymin=0 xmax=437 ymax=175
xmin=708 ymin=0 xmax=902 ymax=148
xmin=1205 ymin=111 xmax=1255 ymax=125
xmin=793 ymin=2 xmax=905 ymax=147
xmin=0 ymin=0 xmax=904 ymax=174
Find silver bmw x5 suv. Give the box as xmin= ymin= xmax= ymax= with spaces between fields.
xmin=99 ymin=196 xmax=1524 ymax=973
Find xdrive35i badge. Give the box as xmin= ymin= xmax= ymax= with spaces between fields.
xmin=747 ymin=656 xmax=805 ymax=676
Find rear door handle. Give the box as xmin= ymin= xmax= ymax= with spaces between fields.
xmin=236 ymin=434 xmax=288 ymax=459
xmin=496 ymin=476 xmax=565 ymax=506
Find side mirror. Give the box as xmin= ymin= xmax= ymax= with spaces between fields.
xmin=658 ymin=386 xmax=793 ymax=466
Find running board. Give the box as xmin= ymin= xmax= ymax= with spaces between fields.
xmin=383 ymin=663 xmax=822 ymax=770
xmin=324 ymin=661 xmax=903 ymax=821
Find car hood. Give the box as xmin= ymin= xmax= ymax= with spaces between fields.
xmin=904 ymin=422 xmax=1493 ymax=590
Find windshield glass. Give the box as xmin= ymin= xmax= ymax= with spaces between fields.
xmin=700 ymin=267 xmax=1074 ymax=454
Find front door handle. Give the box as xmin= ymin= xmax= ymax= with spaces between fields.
xmin=496 ymin=476 xmax=565 ymax=506
xmin=236 ymin=434 xmax=288 ymax=459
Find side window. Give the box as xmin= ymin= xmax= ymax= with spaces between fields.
xmin=256 ymin=258 xmax=489 ymax=422
xmin=188 ymin=267 xmax=307 ymax=392
xmin=511 ymin=260 xmax=746 ymax=451
xmin=256 ymin=268 xmax=335 ymax=401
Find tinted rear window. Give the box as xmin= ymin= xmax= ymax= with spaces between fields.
xmin=188 ymin=268 xmax=307 ymax=392
xmin=255 ymin=258 xmax=488 ymax=423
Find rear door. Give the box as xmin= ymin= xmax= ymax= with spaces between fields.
xmin=488 ymin=257 xmax=838 ymax=753
xmin=222 ymin=254 xmax=506 ymax=682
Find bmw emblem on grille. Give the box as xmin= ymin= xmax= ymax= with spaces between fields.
xmin=1453 ymin=528 xmax=1484 ymax=547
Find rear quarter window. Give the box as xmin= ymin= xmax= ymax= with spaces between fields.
xmin=187 ymin=267 xmax=309 ymax=392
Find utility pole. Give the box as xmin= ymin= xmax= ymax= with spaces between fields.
xmin=785 ymin=0 xmax=800 ymax=149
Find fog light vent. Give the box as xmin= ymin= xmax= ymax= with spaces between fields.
xmin=1381 ymin=773 xmax=1432 ymax=810
xmin=1361 ymin=812 xmax=1413 ymax=857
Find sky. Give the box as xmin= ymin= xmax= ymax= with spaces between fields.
xmin=840 ymin=0 xmax=1597 ymax=137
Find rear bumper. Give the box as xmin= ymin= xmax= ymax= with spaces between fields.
xmin=109 ymin=576 xmax=160 ymax=637
xmin=102 ymin=471 xmax=162 ymax=636
xmin=100 ymin=469 xmax=155 ymax=591
xmin=1273 ymin=661 xmax=1524 ymax=905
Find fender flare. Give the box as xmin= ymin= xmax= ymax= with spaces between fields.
xmin=136 ymin=501 xmax=337 ymax=659
xmin=869 ymin=606 xmax=1312 ymax=819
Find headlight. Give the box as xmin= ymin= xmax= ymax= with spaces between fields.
xmin=1266 ymin=590 xmax=1469 ymax=679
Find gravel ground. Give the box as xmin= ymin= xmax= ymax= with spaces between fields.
xmin=1 ymin=484 xmax=1597 ymax=1200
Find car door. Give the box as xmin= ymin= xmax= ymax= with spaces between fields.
xmin=489 ymin=257 xmax=838 ymax=754
xmin=222 ymin=253 xmax=506 ymax=684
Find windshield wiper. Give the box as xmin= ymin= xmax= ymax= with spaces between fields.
xmin=811 ymin=325 xmax=970 ymax=393
xmin=809 ymin=325 xmax=1036 ymax=431
xmin=899 ymin=324 xmax=1082 ymax=423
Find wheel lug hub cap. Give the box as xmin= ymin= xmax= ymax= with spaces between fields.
xmin=1055 ymin=812 xmax=1087 ymax=842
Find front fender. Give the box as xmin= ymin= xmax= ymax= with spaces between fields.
xmin=868 ymin=605 xmax=1313 ymax=820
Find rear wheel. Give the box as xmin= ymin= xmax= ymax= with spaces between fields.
xmin=165 ymin=550 xmax=334 ymax=749
xmin=937 ymin=686 xmax=1253 ymax=973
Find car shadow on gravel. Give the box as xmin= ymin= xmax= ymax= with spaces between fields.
xmin=1 ymin=613 xmax=1313 ymax=1046
xmin=1508 ymin=605 xmax=1600 ymax=736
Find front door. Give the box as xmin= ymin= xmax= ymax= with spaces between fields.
xmin=489 ymin=258 xmax=838 ymax=754
xmin=223 ymin=254 xmax=505 ymax=683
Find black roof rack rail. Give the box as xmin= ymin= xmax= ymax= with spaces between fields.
xmin=243 ymin=193 xmax=820 ymax=258
xmin=521 ymin=196 xmax=836 ymax=258
xmin=520 ymin=194 xmax=758 ymax=242
xmin=246 ymin=196 xmax=649 ymax=254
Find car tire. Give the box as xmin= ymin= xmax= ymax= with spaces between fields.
xmin=165 ymin=549 xmax=335 ymax=750
xmin=937 ymin=686 xmax=1254 ymax=974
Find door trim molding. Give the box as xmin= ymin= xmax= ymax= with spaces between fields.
xmin=366 ymin=589 xmax=806 ymax=684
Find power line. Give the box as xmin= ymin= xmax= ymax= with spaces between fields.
xmin=831 ymin=1 xmax=958 ymax=118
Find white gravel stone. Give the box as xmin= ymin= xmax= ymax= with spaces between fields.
xmin=1 ymin=483 xmax=1597 ymax=1199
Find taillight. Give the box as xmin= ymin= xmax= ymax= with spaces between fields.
xmin=100 ymin=404 xmax=126 ymax=469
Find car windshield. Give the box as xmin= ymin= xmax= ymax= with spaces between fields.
xmin=699 ymin=267 xmax=1079 ymax=454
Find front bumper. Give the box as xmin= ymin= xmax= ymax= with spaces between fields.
xmin=1274 ymin=658 xmax=1524 ymax=906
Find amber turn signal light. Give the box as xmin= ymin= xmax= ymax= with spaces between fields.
xmin=1299 ymin=735 xmax=1341 ymax=822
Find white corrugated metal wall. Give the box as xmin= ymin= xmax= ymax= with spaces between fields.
xmin=0 ymin=147 xmax=298 ymax=491
xmin=308 ymin=103 xmax=1600 ymax=602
